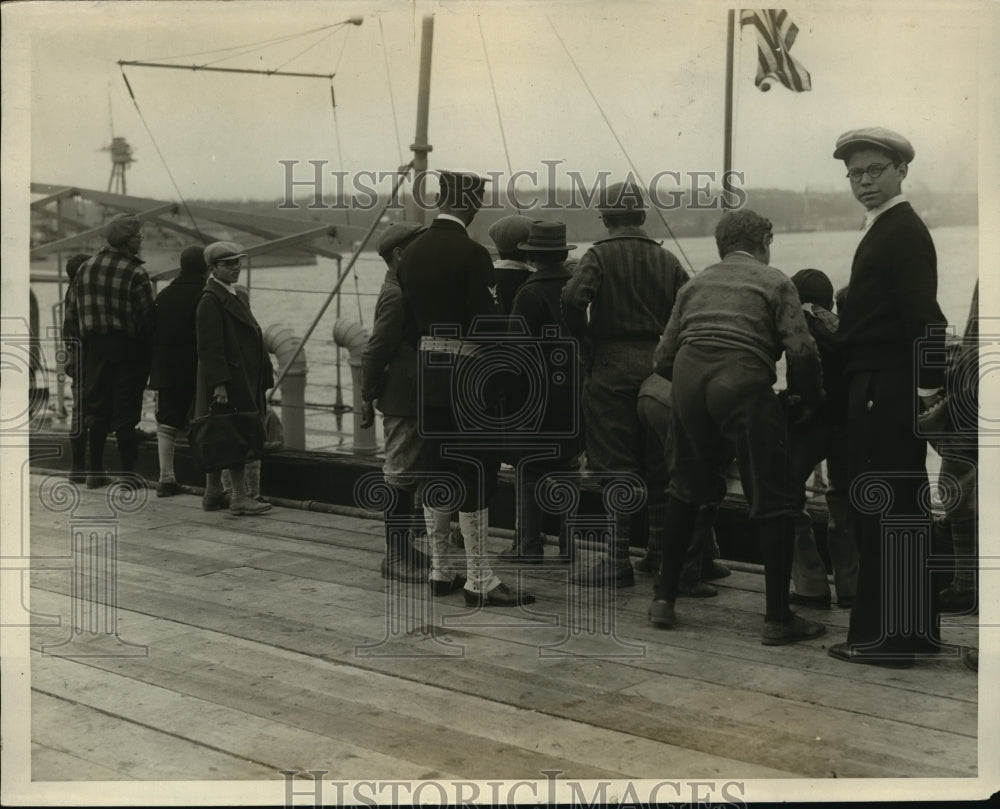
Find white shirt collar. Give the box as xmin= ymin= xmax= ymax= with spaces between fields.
xmin=436 ymin=213 xmax=467 ymax=230
xmin=862 ymin=193 xmax=908 ymax=231
xmin=211 ymin=276 xmax=238 ymax=295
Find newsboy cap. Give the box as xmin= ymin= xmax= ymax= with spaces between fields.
xmin=488 ymin=215 xmax=534 ymax=254
xmin=203 ymin=241 xmax=247 ymax=265
xmin=598 ymin=179 xmax=647 ymax=214
xmin=105 ymin=214 xmax=142 ymax=248
xmin=377 ymin=221 xmax=424 ymax=259
xmin=437 ymin=169 xmax=489 ymax=210
xmin=833 ymin=127 xmax=915 ymax=163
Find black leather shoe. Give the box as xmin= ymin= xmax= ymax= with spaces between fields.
xmin=86 ymin=473 xmax=112 ymax=490
xmin=939 ymin=584 xmax=976 ymax=613
xmin=827 ymin=641 xmax=914 ymax=668
xmin=634 ymin=553 xmax=660 ymax=573
xmin=678 ymin=581 xmax=717 ymax=598
xmin=648 ymin=599 xmax=676 ymax=628
xmin=156 ymin=480 xmax=184 ymax=498
xmin=202 ymin=491 xmax=231 ymax=511
xmin=761 ymin=614 xmax=826 ymax=646
xmin=381 ymin=555 xmax=427 ymax=583
xmin=498 ymin=543 xmax=545 ymax=564
xmin=430 ymin=575 xmax=466 ymax=596
xmin=702 ymin=560 xmax=731 ymax=580
xmin=788 ymin=591 xmax=832 ymax=609
xmin=571 ymin=558 xmax=635 ymax=588
xmin=463 ymin=582 xmax=535 ymax=607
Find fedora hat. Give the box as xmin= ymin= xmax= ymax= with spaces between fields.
xmin=518 ymin=221 xmax=576 ymax=252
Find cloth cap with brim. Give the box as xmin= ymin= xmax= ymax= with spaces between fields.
xmin=833 ymin=127 xmax=915 ymax=163
xmin=204 ymin=241 xmax=248 ymax=265
xmin=488 ymin=215 xmax=534 ymax=253
xmin=437 ymin=170 xmax=489 ymax=208
xmin=377 ymin=222 xmax=425 ymax=258
xmin=518 ymin=221 xmax=577 ymax=252
xmin=598 ymin=180 xmax=647 ymax=214
xmin=105 ymin=214 xmax=142 ymax=248
xmin=791 ymin=268 xmax=834 ymax=311
xmin=180 ymin=245 xmax=209 ymax=275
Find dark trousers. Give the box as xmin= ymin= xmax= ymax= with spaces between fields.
xmin=421 ymin=407 xmax=500 ymax=512
xmin=80 ymin=333 xmax=149 ymax=473
xmin=845 ymin=368 xmax=940 ymax=653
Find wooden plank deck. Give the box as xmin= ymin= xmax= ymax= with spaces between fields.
xmin=21 ymin=472 xmax=980 ymax=793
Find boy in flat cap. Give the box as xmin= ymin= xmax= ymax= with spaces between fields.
xmin=487 ymin=214 xmax=535 ymax=314
xmin=827 ymin=127 xmax=948 ymax=668
xmin=360 ymin=221 xmax=432 ymax=582
xmin=62 ymin=213 xmax=155 ymax=487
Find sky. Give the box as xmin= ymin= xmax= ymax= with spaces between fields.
xmin=7 ymin=0 xmax=992 ymax=204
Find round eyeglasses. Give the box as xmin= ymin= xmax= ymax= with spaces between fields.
xmin=846 ymin=162 xmax=894 ymax=182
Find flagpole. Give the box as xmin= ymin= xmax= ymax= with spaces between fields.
xmin=723 ymin=9 xmax=736 ymax=210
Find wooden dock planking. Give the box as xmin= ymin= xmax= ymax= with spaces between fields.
xmin=27 ymin=474 xmax=978 ymax=781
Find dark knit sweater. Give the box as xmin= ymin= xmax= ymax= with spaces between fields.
xmin=654 ymin=251 xmax=824 ymax=404
xmin=837 ymin=202 xmax=946 ymax=388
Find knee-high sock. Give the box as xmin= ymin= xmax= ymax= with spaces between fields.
xmin=88 ymin=426 xmax=108 ymax=473
xmin=459 ymin=509 xmax=502 ymax=594
xmin=758 ymin=516 xmax=794 ymax=621
xmin=425 ymin=506 xmax=458 ymax=582
xmin=653 ymin=496 xmax=699 ymax=601
xmin=156 ymin=424 xmax=178 ymax=482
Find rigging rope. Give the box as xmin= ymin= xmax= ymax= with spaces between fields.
xmin=378 ymin=15 xmax=404 ymax=165
xmin=477 ymin=16 xmax=521 ymax=212
xmin=545 ymin=16 xmax=695 ymax=274
xmin=119 ymin=68 xmax=206 ymax=244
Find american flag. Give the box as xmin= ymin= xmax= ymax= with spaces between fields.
xmin=740 ymin=9 xmax=812 ymax=92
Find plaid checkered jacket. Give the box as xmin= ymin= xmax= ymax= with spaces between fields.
xmin=63 ymin=247 xmax=155 ymax=343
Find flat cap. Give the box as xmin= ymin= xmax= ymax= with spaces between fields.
xmin=438 ymin=169 xmax=489 ymax=190
xmin=377 ymin=221 xmax=424 ymax=258
xmin=488 ymin=215 xmax=534 ymax=254
xmin=203 ymin=241 xmax=247 ymax=265
xmin=833 ymin=127 xmax=915 ymax=163
xmin=598 ymin=179 xmax=647 ymax=214
xmin=105 ymin=214 xmax=142 ymax=247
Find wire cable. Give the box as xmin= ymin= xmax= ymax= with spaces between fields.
xmin=478 ymin=15 xmax=521 ymax=212
xmin=546 ymin=16 xmax=695 ymax=274
xmin=119 ymin=68 xmax=206 ymax=244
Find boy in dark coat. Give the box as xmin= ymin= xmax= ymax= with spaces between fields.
xmin=194 ymin=241 xmax=274 ymax=516
xmin=149 ymin=245 xmax=208 ymax=497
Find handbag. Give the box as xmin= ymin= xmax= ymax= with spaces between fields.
xmin=189 ymin=402 xmax=266 ymax=471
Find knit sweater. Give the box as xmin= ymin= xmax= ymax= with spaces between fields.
xmin=654 ymin=251 xmax=824 ymax=404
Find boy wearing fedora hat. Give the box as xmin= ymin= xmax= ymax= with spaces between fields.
xmin=499 ymin=222 xmax=583 ymax=564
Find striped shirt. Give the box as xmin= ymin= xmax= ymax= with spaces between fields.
xmin=63 ymin=246 xmax=155 ymax=342
xmin=561 ymin=227 xmax=689 ymax=344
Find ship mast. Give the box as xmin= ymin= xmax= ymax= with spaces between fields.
xmin=407 ymin=15 xmax=434 ymax=225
